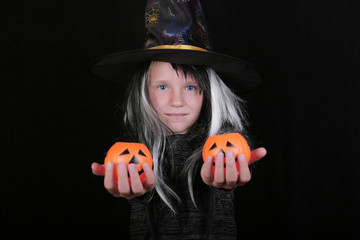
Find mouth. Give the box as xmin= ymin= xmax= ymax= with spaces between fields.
xmin=165 ymin=113 xmax=188 ymax=118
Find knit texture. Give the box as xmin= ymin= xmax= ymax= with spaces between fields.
xmin=129 ymin=134 xmax=237 ymax=240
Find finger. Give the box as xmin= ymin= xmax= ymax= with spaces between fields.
xmin=104 ymin=162 xmax=120 ymax=197
xmin=128 ymin=164 xmax=144 ymax=197
xmin=213 ymin=151 xmax=225 ymax=187
xmin=142 ymin=163 xmax=155 ymax=190
xmin=91 ymin=162 xmax=105 ymax=176
xmin=200 ymin=156 xmax=213 ymax=185
xmin=237 ymin=154 xmax=251 ymax=186
xmin=225 ymin=151 xmax=238 ymax=188
xmin=117 ymin=163 xmax=131 ymax=198
xmin=249 ymin=147 xmax=267 ymax=165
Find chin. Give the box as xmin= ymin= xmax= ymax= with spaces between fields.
xmin=170 ymin=127 xmax=189 ymax=135
xmin=172 ymin=130 xmax=188 ymax=135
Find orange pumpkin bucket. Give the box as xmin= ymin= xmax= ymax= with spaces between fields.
xmin=202 ymin=133 xmax=250 ymax=172
xmin=104 ymin=142 xmax=153 ymax=183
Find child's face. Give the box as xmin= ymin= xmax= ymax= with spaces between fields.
xmin=148 ymin=61 xmax=204 ymax=134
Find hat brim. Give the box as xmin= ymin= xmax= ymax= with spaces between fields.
xmin=89 ymin=49 xmax=263 ymax=93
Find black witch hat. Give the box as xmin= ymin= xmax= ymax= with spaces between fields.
xmin=90 ymin=0 xmax=262 ymax=93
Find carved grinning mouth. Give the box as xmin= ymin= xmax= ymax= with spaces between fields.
xmin=212 ymin=157 xmax=238 ymax=167
xmin=119 ymin=148 xmax=148 ymax=177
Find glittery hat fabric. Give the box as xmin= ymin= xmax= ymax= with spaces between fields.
xmin=144 ymin=0 xmax=211 ymax=50
xmin=90 ymin=0 xmax=263 ymax=93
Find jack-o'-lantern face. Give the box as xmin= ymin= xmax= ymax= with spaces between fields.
xmin=104 ymin=142 xmax=153 ymax=183
xmin=202 ymin=133 xmax=250 ymax=172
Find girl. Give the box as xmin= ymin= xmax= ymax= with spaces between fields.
xmin=90 ymin=0 xmax=266 ymax=239
xmin=91 ymin=61 xmax=266 ymax=239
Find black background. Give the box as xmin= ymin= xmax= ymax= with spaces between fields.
xmin=3 ymin=0 xmax=360 ymax=239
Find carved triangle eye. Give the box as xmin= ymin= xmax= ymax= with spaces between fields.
xmin=210 ymin=143 xmax=217 ymax=150
xmin=138 ymin=150 xmax=146 ymax=156
xmin=120 ymin=149 xmax=130 ymax=155
xmin=226 ymin=141 xmax=236 ymax=148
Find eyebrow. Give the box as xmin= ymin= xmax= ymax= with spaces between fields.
xmin=149 ymin=79 xmax=169 ymax=84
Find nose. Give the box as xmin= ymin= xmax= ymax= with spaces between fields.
xmin=169 ymin=89 xmax=184 ymax=107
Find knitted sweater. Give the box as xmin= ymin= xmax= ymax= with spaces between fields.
xmin=129 ymin=135 xmax=237 ymax=240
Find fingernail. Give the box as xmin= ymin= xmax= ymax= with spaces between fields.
xmin=128 ymin=164 xmax=137 ymax=172
xmin=239 ymin=154 xmax=246 ymax=162
xmin=106 ymin=162 xmax=114 ymax=169
xmin=142 ymin=163 xmax=149 ymax=170
xmin=226 ymin=150 xmax=234 ymax=159
xmin=118 ymin=162 xmax=127 ymax=170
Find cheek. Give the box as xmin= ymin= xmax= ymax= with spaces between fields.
xmin=149 ymin=90 xmax=167 ymax=114
xmin=188 ymin=93 xmax=203 ymax=114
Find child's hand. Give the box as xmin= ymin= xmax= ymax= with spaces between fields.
xmin=91 ymin=162 xmax=156 ymax=199
xmin=200 ymin=147 xmax=267 ymax=189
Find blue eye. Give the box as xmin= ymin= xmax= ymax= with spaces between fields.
xmin=158 ymin=85 xmax=167 ymax=90
xmin=186 ymin=86 xmax=196 ymax=91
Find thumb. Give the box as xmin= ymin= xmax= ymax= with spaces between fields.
xmin=91 ymin=162 xmax=106 ymax=176
xmin=249 ymin=147 xmax=267 ymax=165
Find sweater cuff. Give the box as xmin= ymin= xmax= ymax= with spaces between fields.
xmin=210 ymin=186 xmax=236 ymax=197
xmin=129 ymin=191 xmax=153 ymax=204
